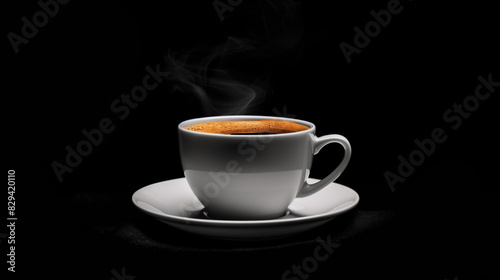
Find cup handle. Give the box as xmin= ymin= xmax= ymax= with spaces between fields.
xmin=296 ymin=134 xmax=351 ymax=198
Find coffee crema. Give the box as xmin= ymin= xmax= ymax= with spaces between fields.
xmin=184 ymin=120 xmax=310 ymax=135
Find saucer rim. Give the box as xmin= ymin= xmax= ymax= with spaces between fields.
xmin=132 ymin=177 xmax=359 ymax=226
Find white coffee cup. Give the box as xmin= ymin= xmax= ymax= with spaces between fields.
xmin=178 ymin=115 xmax=351 ymax=220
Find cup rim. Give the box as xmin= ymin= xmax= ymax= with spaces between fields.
xmin=178 ymin=115 xmax=316 ymax=137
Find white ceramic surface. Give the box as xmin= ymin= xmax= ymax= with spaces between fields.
xmin=178 ymin=115 xmax=352 ymax=220
xmin=132 ymin=177 xmax=359 ymax=240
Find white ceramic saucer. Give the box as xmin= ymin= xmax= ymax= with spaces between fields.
xmin=132 ymin=178 xmax=359 ymax=240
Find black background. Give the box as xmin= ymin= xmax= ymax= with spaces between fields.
xmin=2 ymin=0 xmax=499 ymax=279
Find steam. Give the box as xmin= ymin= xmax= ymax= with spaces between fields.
xmin=164 ymin=0 xmax=304 ymax=116
xmin=165 ymin=37 xmax=266 ymax=115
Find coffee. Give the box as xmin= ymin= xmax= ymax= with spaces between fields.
xmin=184 ymin=119 xmax=309 ymax=135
